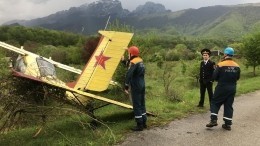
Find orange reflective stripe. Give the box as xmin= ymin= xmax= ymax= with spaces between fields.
xmin=218 ymin=60 xmax=239 ymax=67
xmin=130 ymin=57 xmax=143 ymax=64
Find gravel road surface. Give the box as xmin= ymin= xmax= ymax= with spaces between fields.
xmin=120 ymin=91 xmax=260 ymax=146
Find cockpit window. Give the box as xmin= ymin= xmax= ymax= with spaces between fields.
xmin=36 ymin=57 xmax=56 ymax=77
xmin=15 ymin=55 xmax=26 ymax=73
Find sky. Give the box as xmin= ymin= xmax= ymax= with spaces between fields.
xmin=0 ymin=0 xmax=260 ymax=24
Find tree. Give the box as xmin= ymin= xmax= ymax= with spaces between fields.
xmin=187 ymin=51 xmax=201 ymax=85
xmin=82 ymin=37 xmax=100 ymax=63
xmin=0 ymin=26 xmax=86 ymax=47
xmin=0 ymin=53 xmax=10 ymax=77
xmin=165 ymin=49 xmax=180 ymax=61
xmin=188 ymin=61 xmax=200 ymax=85
xmin=107 ymin=19 xmax=133 ymax=32
xmin=229 ymin=42 xmax=244 ymax=56
xmin=51 ymin=49 xmax=67 ymax=63
xmin=130 ymin=32 xmax=158 ymax=61
xmin=162 ymin=62 xmax=182 ymax=102
xmin=242 ymin=33 xmax=260 ymax=76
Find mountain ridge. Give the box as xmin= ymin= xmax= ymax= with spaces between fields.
xmin=3 ymin=1 xmax=260 ymax=38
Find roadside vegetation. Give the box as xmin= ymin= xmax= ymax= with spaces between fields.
xmin=0 ymin=25 xmax=260 ymax=145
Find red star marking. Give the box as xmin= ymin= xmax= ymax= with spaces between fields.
xmin=94 ymin=52 xmax=111 ymax=69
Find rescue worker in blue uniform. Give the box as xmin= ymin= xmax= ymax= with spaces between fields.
xmin=198 ymin=48 xmax=215 ymax=107
xmin=206 ymin=47 xmax=240 ymax=131
xmin=125 ymin=46 xmax=147 ymax=131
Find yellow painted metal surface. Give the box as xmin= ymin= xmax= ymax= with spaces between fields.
xmin=49 ymin=80 xmax=133 ymax=109
xmin=0 ymin=31 xmax=135 ymax=111
xmin=73 ymin=31 xmax=134 ymax=91
xmin=24 ymin=55 xmax=41 ymax=77
xmin=0 ymin=41 xmax=82 ymax=74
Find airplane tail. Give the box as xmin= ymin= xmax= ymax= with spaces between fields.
xmin=71 ymin=31 xmax=134 ymax=92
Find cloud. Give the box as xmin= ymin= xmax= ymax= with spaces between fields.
xmin=1 ymin=0 xmax=260 ymax=25
xmin=0 ymin=0 xmax=92 ymax=24
xmin=0 ymin=0 xmax=34 ymax=23
xmin=28 ymin=0 xmax=51 ymax=4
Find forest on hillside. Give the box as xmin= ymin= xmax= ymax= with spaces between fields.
xmin=0 ymin=24 xmax=260 ymax=145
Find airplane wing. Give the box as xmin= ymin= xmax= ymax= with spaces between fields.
xmin=12 ymin=69 xmax=133 ymax=110
xmin=0 ymin=41 xmax=82 ymax=74
xmin=12 ymin=69 xmax=155 ymax=116
xmin=1 ymin=31 xmax=157 ymax=115
xmin=73 ymin=31 xmax=134 ymax=91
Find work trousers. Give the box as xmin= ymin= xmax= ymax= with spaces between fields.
xmin=199 ymin=81 xmax=213 ymax=106
xmin=210 ymin=84 xmax=236 ymax=125
xmin=131 ymin=88 xmax=146 ymax=125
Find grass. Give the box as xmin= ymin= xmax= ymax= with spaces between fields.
xmin=0 ymin=61 xmax=260 ymax=145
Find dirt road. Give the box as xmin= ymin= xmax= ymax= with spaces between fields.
xmin=120 ymin=91 xmax=260 ymax=146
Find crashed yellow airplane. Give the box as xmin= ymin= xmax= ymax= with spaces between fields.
xmin=0 ymin=31 xmax=134 ymax=112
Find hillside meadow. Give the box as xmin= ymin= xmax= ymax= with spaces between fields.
xmin=1 ymin=25 xmax=260 ymax=145
xmin=0 ymin=58 xmax=259 ymax=145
